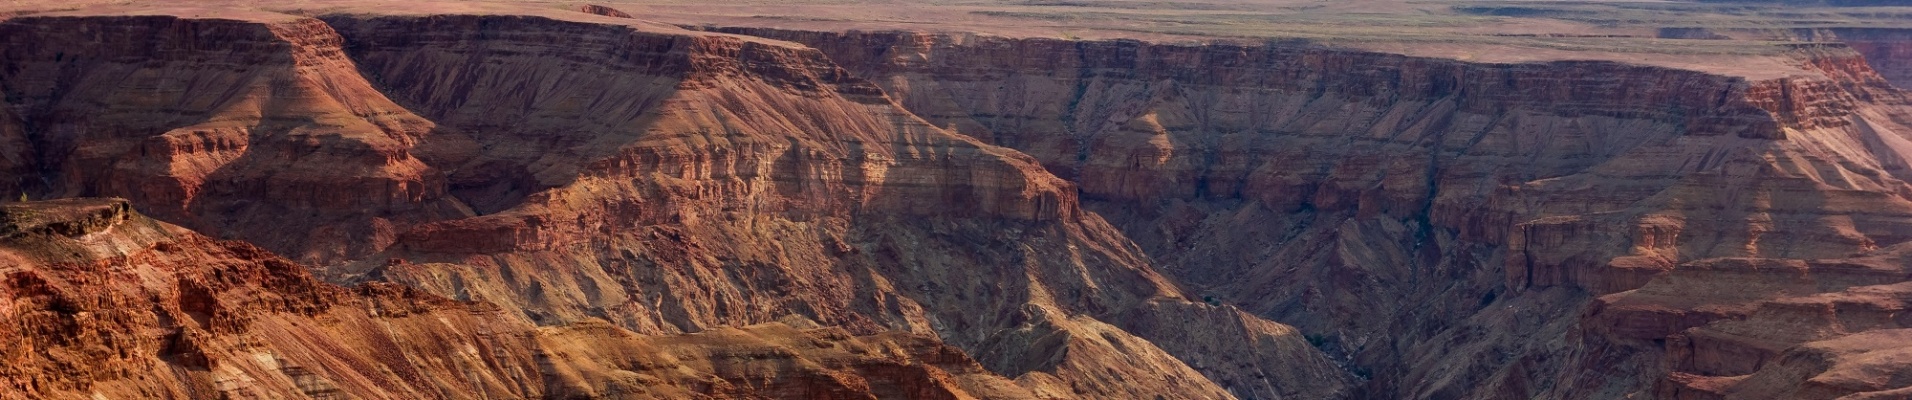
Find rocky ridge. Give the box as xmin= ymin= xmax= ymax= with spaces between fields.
xmin=4 ymin=2 xmax=1912 ymax=399
xmin=0 ymin=198 xmax=1038 ymax=399
xmin=713 ymin=27 xmax=1912 ymax=398
xmin=0 ymin=13 xmax=464 ymax=262
xmin=0 ymin=7 xmax=1348 ymax=400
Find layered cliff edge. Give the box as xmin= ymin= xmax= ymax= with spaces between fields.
xmin=5 ymin=2 xmax=1912 ymax=399
xmin=710 ymin=26 xmax=1912 ymax=399
xmin=0 ymin=198 xmax=1042 ymax=399
xmin=0 ymin=6 xmax=1348 ymax=400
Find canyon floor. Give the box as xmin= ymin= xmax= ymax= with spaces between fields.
xmin=2 ymin=1 xmax=1912 ymax=399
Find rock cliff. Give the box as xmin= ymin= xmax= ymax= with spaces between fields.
xmin=0 ymin=198 xmax=1039 ymax=399
xmin=1808 ymin=29 xmax=1912 ymax=90
xmin=0 ymin=8 xmax=1349 ymax=399
xmin=1594 ymin=246 xmax=1912 ymax=399
xmin=1669 ymin=27 xmax=1912 ymax=90
xmin=7 ymin=2 xmax=1912 ymax=399
xmin=320 ymin=11 xmax=1347 ymax=398
xmin=714 ymin=27 xmax=1912 ymax=398
xmin=0 ymin=13 xmax=466 ymax=262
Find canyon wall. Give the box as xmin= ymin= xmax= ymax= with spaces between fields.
xmin=0 ymin=10 xmax=1349 ymax=399
xmin=5 ymin=4 xmax=1912 ymax=398
xmin=719 ymin=27 xmax=1912 ymax=398
xmin=0 ymin=14 xmax=466 ymax=262
xmin=0 ymin=198 xmax=1041 ymax=399
xmin=1685 ymin=27 xmax=1912 ymax=90
xmin=1817 ymin=29 xmax=1912 ymax=90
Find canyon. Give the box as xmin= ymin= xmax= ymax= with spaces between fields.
xmin=2 ymin=1 xmax=1912 ymax=399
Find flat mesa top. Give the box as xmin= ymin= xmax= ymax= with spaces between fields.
xmin=0 ymin=1 xmax=801 ymax=47
xmin=6 ymin=0 xmax=1909 ymax=79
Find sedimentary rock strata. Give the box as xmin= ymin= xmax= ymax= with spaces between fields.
xmin=723 ymin=26 xmax=1912 ymax=398
xmin=3 ymin=2 xmax=1912 ymax=399
xmin=0 ymin=8 xmax=1346 ymax=400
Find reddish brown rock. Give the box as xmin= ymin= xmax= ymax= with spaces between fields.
xmin=0 ymin=8 xmax=1350 ymax=399
xmin=724 ymin=27 xmax=1912 ymax=398
xmin=1818 ymin=29 xmax=1912 ymax=90
xmin=0 ymin=14 xmax=467 ymax=263
xmin=1604 ymin=246 xmax=1912 ymax=399
xmin=0 ymin=198 xmax=1042 ymax=399
xmin=577 ymin=4 xmax=634 ymax=19
xmin=312 ymin=11 xmax=1348 ymax=399
xmin=9 ymin=3 xmax=1912 ymax=399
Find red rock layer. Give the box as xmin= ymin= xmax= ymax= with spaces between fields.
xmin=1707 ymin=28 xmax=1912 ymax=90
xmin=0 ymin=198 xmax=1041 ymax=399
xmin=0 ymin=9 xmax=1354 ymax=399
xmin=0 ymin=15 xmax=468 ymax=262
xmin=1594 ymin=247 xmax=1912 ymax=400
xmin=719 ymin=27 xmax=1912 ymax=398
xmin=315 ymin=13 xmax=1348 ymax=399
xmin=577 ymin=4 xmax=635 ymax=19
xmin=1821 ymin=29 xmax=1912 ymax=90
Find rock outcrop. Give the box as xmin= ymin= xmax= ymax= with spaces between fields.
xmin=1813 ymin=29 xmax=1912 ymax=90
xmin=577 ymin=4 xmax=635 ymax=19
xmin=0 ymin=197 xmax=1040 ymax=399
xmin=1597 ymin=246 xmax=1912 ymax=400
xmin=717 ymin=27 xmax=1912 ymax=398
xmin=0 ymin=8 xmax=1350 ymax=399
xmin=0 ymin=13 xmax=466 ymax=262
xmin=1669 ymin=27 xmax=1912 ymax=90
xmin=320 ymin=11 xmax=1347 ymax=398
xmin=8 ymin=2 xmax=1912 ymax=399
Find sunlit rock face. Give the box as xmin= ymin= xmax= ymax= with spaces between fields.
xmin=0 ymin=10 xmax=1348 ymax=400
xmin=6 ymin=2 xmax=1912 ymax=399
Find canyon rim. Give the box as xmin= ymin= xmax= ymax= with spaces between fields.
xmin=2 ymin=0 xmax=1912 ymax=399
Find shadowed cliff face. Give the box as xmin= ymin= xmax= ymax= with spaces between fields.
xmin=6 ymin=4 xmax=1912 ymax=399
xmin=0 ymin=11 xmax=1351 ymax=400
xmin=0 ymin=15 xmax=467 ymax=263
xmin=318 ymin=13 xmax=1348 ymax=399
xmin=721 ymin=28 xmax=1912 ymax=399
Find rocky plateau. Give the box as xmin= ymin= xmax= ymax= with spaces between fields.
xmin=1 ymin=1 xmax=1911 ymax=399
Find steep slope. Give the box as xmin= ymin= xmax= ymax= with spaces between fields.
xmin=1664 ymin=27 xmax=1912 ymax=90
xmin=0 ymin=7 xmax=1353 ymax=399
xmin=314 ymin=11 xmax=1348 ymax=398
xmin=0 ymin=198 xmax=1036 ymax=399
xmin=1596 ymin=247 xmax=1912 ymax=399
xmin=0 ymin=100 xmax=29 ymax=199
xmin=719 ymin=28 xmax=1912 ymax=398
xmin=0 ymin=12 xmax=467 ymax=263
xmin=1816 ymin=29 xmax=1912 ymax=90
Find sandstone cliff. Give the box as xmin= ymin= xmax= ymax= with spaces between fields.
xmin=8 ymin=2 xmax=1912 ymax=399
xmin=1594 ymin=247 xmax=1912 ymax=400
xmin=1803 ymin=29 xmax=1912 ymax=90
xmin=0 ymin=8 xmax=1350 ymax=399
xmin=715 ymin=27 xmax=1912 ymax=398
xmin=0 ymin=13 xmax=466 ymax=262
xmin=1664 ymin=27 xmax=1912 ymax=90
xmin=319 ymin=11 xmax=1348 ymax=398
xmin=0 ymin=198 xmax=1038 ymax=399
